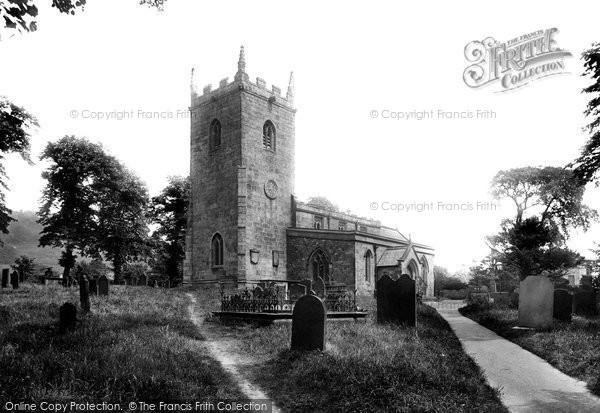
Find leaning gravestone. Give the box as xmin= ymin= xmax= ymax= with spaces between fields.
xmin=10 ymin=271 xmax=19 ymax=289
xmin=553 ymin=289 xmax=572 ymax=322
xmin=1 ymin=268 xmax=8 ymax=288
xmin=59 ymin=302 xmax=77 ymax=333
xmin=98 ymin=275 xmax=109 ymax=296
xmin=79 ymin=274 xmax=90 ymax=313
xmin=313 ymin=277 xmax=326 ymax=298
xmin=291 ymin=294 xmax=326 ymax=351
xmin=376 ymin=274 xmax=416 ymax=326
xmin=518 ymin=276 xmax=553 ymax=328
xmin=138 ymin=274 xmax=147 ymax=286
xmin=573 ymin=291 xmax=598 ymax=316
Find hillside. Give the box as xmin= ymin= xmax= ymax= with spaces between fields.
xmin=0 ymin=210 xmax=62 ymax=272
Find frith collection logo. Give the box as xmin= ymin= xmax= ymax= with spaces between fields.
xmin=463 ymin=28 xmax=572 ymax=92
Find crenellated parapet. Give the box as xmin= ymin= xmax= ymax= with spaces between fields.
xmin=191 ymin=46 xmax=295 ymax=111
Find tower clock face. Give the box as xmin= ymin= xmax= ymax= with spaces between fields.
xmin=264 ymin=180 xmax=279 ymax=199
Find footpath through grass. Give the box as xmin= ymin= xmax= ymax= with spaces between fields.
xmin=0 ymin=283 xmax=245 ymax=402
xmin=460 ymin=303 xmax=600 ymax=396
xmin=195 ymin=290 xmax=508 ymax=413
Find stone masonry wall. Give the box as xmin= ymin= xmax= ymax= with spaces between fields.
xmin=287 ymin=235 xmax=356 ymax=287
xmin=188 ymin=84 xmax=242 ymax=281
xmin=240 ymin=82 xmax=295 ymax=282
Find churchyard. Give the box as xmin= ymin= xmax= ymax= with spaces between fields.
xmin=0 ymin=283 xmax=246 ymax=402
xmin=460 ymin=275 xmax=600 ymax=397
xmin=0 ymin=278 xmax=509 ymax=412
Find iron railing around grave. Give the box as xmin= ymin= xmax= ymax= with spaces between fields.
xmin=220 ymin=284 xmax=361 ymax=313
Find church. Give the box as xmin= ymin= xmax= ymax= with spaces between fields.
xmin=183 ymin=47 xmax=435 ymax=297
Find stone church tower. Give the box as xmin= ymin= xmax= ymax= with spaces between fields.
xmin=183 ymin=47 xmax=296 ymax=285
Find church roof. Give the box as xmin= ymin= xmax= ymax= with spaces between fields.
xmin=377 ymin=248 xmax=407 ymax=267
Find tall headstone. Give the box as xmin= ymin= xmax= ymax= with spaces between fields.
xmin=98 ymin=275 xmax=109 ymax=296
xmin=138 ymin=274 xmax=147 ymax=286
xmin=1 ymin=268 xmax=8 ymax=288
xmin=376 ymin=274 xmax=416 ymax=326
xmin=381 ymin=274 xmax=414 ymax=324
xmin=573 ymin=291 xmax=598 ymax=316
xmin=553 ymin=289 xmax=572 ymax=322
xmin=79 ymin=274 xmax=90 ymax=313
xmin=518 ymin=276 xmax=553 ymax=328
xmin=313 ymin=277 xmax=326 ymax=298
xmin=10 ymin=271 xmax=19 ymax=289
xmin=88 ymin=278 xmax=98 ymax=295
xmin=291 ymin=294 xmax=326 ymax=351
xmin=59 ymin=302 xmax=77 ymax=333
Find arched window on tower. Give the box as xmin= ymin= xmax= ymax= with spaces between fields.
xmin=263 ymin=120 xmax=276 ymax=150
xmin=211 ymin=233 xmax=223 ymax=267
xmin=364 ymin=250 xmax=373 ymax=282
xmin=210 ymin=119 xmax=221 ymax=150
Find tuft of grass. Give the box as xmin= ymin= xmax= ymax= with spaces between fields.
xmin=0 ymin=283 xmax=246 ymax=402
xmin=460 ymin=303 xmax=600 ymax=396
xmin=200 ymin=295 xmax=508 ymax=413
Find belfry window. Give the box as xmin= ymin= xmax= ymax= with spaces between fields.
xmin=263 ymin=120 xmax=276 ymax=150
xmin=210 ymin=119 xmax=221 ymax=150
xmin=211 ymin=233 xmax=223 ymax=266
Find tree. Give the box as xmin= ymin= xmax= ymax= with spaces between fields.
xmin=491 ymin=166 xmax=597 ymax=236
xmin=0 ymin=96 xmax=38 ymax=238
xmin=1 ymin=0 xmax=164 ymax=39
xmin=11 ymin=255 xmax=34 ymax=279
xmin=307 ymin=196 xmax=340 ymax=212
xmin=488 ymin=166 xmax=594 ymax=280
xmin=433 ymin=265 xmax=468 ymax=295
xmin=572 ymin=43 xmax=600 ymax=184
xmin=38 ymin=136 xmax=117 ymax=279
xmin=97 ymin=163 xmax=151 ymax=283
xmin=148 ymin=175 xmax=189 ymax=284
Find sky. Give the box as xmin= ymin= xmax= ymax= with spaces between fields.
xmin=1 ymin=0 xmax=600 ymax=273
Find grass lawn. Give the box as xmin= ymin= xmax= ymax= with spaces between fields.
xmin=0 ymin=283 xmax=245 ymax=402
xmin=194 ymin=290 xmax=508 ymax=413
xmin=459 ymin=303 xmax=600 ymax=396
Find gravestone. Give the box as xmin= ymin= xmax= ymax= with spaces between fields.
xmin=291 ymin=294 xmax=326 ymax=351
xmin=553 ymin=289 xmax=572 ymax=322
xmin=19 ymin=270 xmax=24 ymax=283
xmin=289 ymin=283 xmax=307 ymax=301
xmin=573 ymin=291 xmax=598 ymax=316
xmin=88 ymin=278 xmax=98 ymax=295
xmin=79 ymin=274 xmax=90 ymax=313
xmin=1 ymin=268 xmax=8 ymax=288
xmin=59 ymin=302 xmax=77 ymax=333
xmin=376 ymin=274 xmax=416 ymax=326
xmin=518 ymin=276 xmax=553 ymax=328
xmin=253 ymin=286 xmax=264 ymax=299
xmin=138 ymin=274 xmax=147 ymax=286
xmin=313 ymin=277 xmax=325 ymax=298
xmin=98 ymin=275 xmax=109 ymax=296
xmin=10 ymin=271 xmax=19 ymax=289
